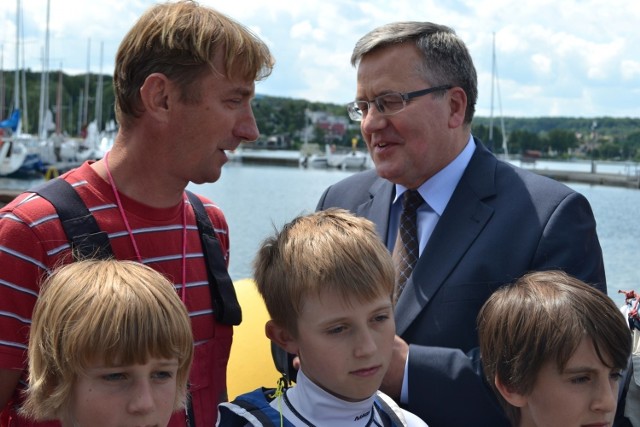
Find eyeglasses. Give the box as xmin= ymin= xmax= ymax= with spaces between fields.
xmin=346 ymin=85 xmax=453 ymax=121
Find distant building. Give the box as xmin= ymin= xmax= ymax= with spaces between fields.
xmin=307 ymin=111 xmax=348 ymax=143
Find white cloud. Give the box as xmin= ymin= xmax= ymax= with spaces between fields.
xmin=1 ymin=0 xmax=638 ymax=117
xmin=621 ymin=60 xmax=640 ymax=81
xmin=290 ymin=21 xmax=314 ymax=40
xmin=531 ymin=54 xmax=552 ymax=76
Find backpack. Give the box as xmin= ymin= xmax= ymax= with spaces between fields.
xmin=218 ymin=388 xmax=406 ymax=427
xmin=30 ymin=177 xmax=242 ymax=326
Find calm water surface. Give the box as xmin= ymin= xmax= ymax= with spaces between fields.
xmin=190 ymin=162 xmax=640 ymax=307
xmin=2 ymin=161 xmax=636 ymax=307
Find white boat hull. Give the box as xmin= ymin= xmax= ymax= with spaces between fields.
xmin=0 ymin=139 xmax=29 ymax=176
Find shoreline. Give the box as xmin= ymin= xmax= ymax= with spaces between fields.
xmin=0 ymin=189 xmax=24 ymax=207
xmin=529 ymin=169 xmax=640 ymax=189
xmin=1 ymin=164 xmax=638 ymax=208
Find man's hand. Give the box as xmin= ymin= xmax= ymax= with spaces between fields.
xmin=380 ymin=335 xmax=409 ymax=400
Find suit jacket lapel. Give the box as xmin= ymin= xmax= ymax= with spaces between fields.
xmin=395 ymin=141 xmax=498 ymax=335
xmin=357 ymin=177 xmax=394 ymax=242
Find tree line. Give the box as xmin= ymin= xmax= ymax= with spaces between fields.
xmin=472 ymin=117 xmax=640 ymax=161
xmin=2 ymin=72 xmax=638 ymax=161
xmin=253 ymin=95 xmax=640 ymax=161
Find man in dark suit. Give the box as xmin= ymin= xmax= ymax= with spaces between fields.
xmin=317 ymin=22 xmax=607 ymax=426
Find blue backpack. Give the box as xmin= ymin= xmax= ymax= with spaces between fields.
xmin=217 ymin=387 xmax=405 ymax=427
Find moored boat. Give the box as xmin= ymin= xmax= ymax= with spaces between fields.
xmin=0 ymin=137 xmax=29 ymax=176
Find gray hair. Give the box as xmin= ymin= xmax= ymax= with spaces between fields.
xmin=351 ymin=22 xmax=477 ymax=124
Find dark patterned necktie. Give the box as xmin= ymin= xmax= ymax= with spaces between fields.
xmin=392 ymin=190 xmax=423 ymax=297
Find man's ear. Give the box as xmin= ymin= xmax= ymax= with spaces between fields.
xmin=139 ymin=73 xmax=171 ymax=122
xmin=494 ymin=374 xmax=528 ymax=408
xmin=447 ymin=86 xmax=467 ymax=129
xmin=266 ymin=320 xmax=299 ymax=355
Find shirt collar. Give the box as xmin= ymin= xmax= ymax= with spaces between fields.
xmin=280 ymin=369 xmax=379 ymax=426
xmin=394 ymin=135 xmax=475 ymax=216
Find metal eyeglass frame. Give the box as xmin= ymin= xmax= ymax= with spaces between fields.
xmin=346 ymin=84 xmax=453 ymax=121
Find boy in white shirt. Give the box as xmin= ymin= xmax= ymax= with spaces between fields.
xmin=218 ymin=209 xmax=427 ymax=426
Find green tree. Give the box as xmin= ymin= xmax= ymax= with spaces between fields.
xmin=596 ymin=142 xmax=622 ymax=159
xmin=471 ymin=124 xmax=505 ymax=153
xmin=508 ymin=129 xmax=542 ymax=153
xmin=545 ymin=129 xmax=579 ymax=155
xmin=312 ymin=126 xmax=327 ymax=144
xmin=621 ymin=131 xmax=640 ymax=160
xmin=341 ymin=127 xmax=362 ymax=146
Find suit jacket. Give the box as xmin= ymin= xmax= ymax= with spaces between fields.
xmin=317 ymin=139 xmax=606 ymax=427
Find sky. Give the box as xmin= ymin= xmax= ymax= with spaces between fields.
xmin=0 ymin=0 xmax=638 ymax=118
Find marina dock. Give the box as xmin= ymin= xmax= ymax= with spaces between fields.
xmin=227 ymin=149 xmax=301 ymax=167
xmin=0 ymin=189 xmax=23 ymax=206
xmin=531 ymin=169 xmax=640 ymax=189
xmin=0 ymin=160 xmax=638 ymax=207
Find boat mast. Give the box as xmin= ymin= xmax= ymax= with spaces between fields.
xmin=38 ymin=0 xmax=51 ymax=139
xmin=0 ymin=45 xmax=3 ymax=120
xmin=489 ymin=33 xmax=495 ymax=151
xmin=95 ymin=41 xmax=104 ymax=131
xmin=489 ymin=32 xmax=509 ymax=159
xmin=55 ymin=66 xmax=62 ymax=135
xmin=20 ymin=20 xmax=28 ymax=134
xmin=83 ymin=38 xmax=91 ymax=128
xmin=14 ymin=0 xmax=21 ymax=133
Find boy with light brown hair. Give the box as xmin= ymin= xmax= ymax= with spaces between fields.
xmin=477 ymin=270 xmax=631 ymax=427
xmin=217 ymin=209 xmax=427 ymax=426
xmin=21 ymin=260 xmax=194 ymax=427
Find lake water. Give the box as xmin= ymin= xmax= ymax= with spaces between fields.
xmin=1 ymin=160 xmax=636 ymax=307
xmin=189 ymin=162 xmax=640 ymax=307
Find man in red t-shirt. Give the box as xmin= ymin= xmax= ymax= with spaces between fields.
xmin=0 ymin=2 xmax=274 ymax=426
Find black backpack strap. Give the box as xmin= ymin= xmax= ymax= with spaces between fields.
xmin=186 ymin=190 xmax=242 ymax=326
xmin=30 ymin=178 xmax=114 ymax=260
xmin=271 ymin=342 xmax=297 ymax=385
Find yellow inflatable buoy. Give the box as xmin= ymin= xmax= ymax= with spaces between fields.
xmin=227 ymin=279 xmax=281 ymax=399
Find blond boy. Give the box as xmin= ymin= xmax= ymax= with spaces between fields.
xmin=21 ymin=260 xmax=194 ymax=427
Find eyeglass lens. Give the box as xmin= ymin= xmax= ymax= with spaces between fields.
xmin=349 ymin=93 xmax=405 ymax=120
xmin=377 ymin=93 xmax=404 ymax=113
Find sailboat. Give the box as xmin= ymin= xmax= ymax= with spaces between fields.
xmin=20 ymin=0 xmax=90 ymax=170
xmin=341 ymin=137 xmax=369 ymax=169
xmin=0 ymin=110 xmax=29 ymax=176
xmin=488 ymin=32 xmax=509 ymax=160
xmin=67 ymin=40 xmax=113 ymax=162
xmin=27 ymin=0 xmax=60 ymax=168
xmin=55 ymin=40 xmax=111 ymax=164
xmin=0 ymin=0 xmax=32 ymax=176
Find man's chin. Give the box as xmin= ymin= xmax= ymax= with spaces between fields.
xmin=373 ymin=163 xmax=397 ymax=181
xmin=191 ymin=170 xmax=222 ymax=185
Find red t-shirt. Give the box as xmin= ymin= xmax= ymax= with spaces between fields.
xmin=0 ymin=162 xmax=233 ymax=426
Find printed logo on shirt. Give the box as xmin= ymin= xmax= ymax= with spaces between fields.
xmin=354 ymin=410 xmax=371 ymax=421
